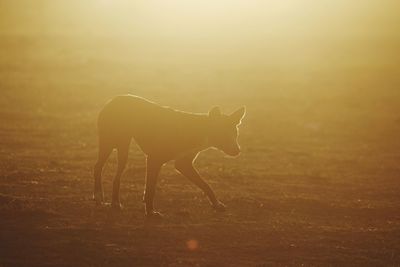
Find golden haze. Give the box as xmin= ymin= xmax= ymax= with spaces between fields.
xmin=0 ymin=1 xmax=400 ymax=266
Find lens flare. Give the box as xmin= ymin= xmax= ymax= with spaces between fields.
xmin=186 ymin=239 xmax=199 ymax=251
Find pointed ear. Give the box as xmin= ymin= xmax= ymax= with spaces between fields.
xmin=230 ymin=106 xmax=246 ymax=125
xmin=209 ymin=106 xmax=221 ymax=117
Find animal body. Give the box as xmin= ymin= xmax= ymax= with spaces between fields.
xmin=94 ymin=95 xmax=246 ymax=219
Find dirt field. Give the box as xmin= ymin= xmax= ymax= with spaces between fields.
xmin=1 ymin=3 xmax=400 ymax=265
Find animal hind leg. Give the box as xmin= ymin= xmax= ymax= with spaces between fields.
xmin=94 ymin=139 xmax=113 ymax=204
xmin=111 ymin=138 xmax=130 ymax=210
xmin=143 ymin=156 xmax=163 ymax=217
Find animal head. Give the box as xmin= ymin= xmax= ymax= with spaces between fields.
xmin=207 ymin=106 xmax=246 ymax=157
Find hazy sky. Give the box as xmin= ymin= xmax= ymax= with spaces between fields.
xmin=1 ymin=0 xmax=399 ymax=40
xmin=1 ymin=0 xmax=399 ymax=77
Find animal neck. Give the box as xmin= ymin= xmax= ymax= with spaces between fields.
xmin=187 ymin=114 xmax=213 ymax=150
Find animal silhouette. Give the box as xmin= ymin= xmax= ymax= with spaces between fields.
xmin=94 ymin=95 xmax=246 ymax=219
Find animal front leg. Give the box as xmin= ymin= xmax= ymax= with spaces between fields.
xmin=175 ymin=157 xmax=226 ymax=212
xmin=143 ymin=157 xmax=163 ymax=217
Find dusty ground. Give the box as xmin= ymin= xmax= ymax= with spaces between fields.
xmin=1 ymin=34 xmax=400 ymax=266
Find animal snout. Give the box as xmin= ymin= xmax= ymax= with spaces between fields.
xmin=226 ymin=147 xmax=241 ymax=157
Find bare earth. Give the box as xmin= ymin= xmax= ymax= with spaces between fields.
xmin=0 ymin=35 xmax=400 ymax=266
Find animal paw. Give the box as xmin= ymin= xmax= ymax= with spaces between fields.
xmin=212 ymin=201 xmax=226 ymax=212
xmin=146 ymin=211 xmax=164 ymax=222
xmin=111 ymin=202 xmax=123 ymax=211
xmin=93 ymin=192 xmax=105 ymax=205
